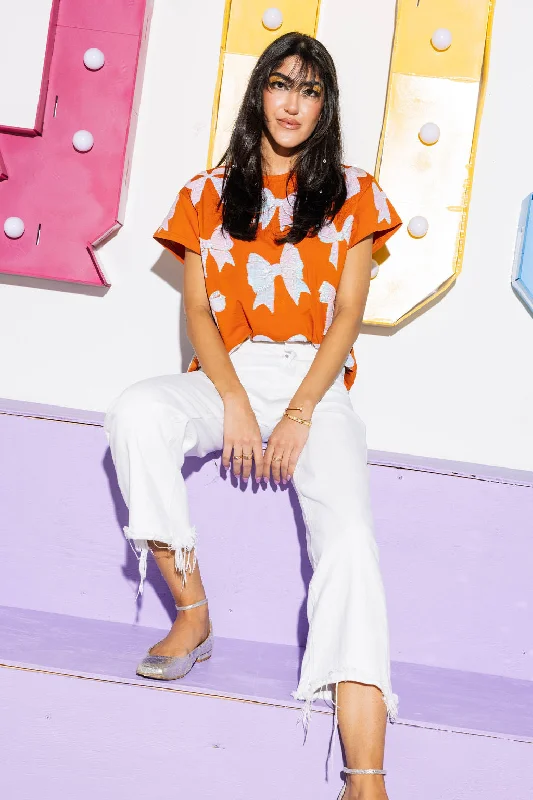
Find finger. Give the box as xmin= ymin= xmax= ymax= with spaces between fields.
xmin=262 ymin=441 xmax=274 ymax=483
xmin=271 ymin=449 xmax=284 ymax=484
xmin=222 ymin=439 xmax=233 ymax=470
xmin=287 ymin=447 xmax=301 ymax=482
xmin=280 ymin=445 xmax=293 ymax=483
xmin=252 ymin=439 xmax=264 ymax=482
xmin=232 ymin=446 xmax=243 ymax=477
xmin=241 ymin=439 xmax=254 ymax=481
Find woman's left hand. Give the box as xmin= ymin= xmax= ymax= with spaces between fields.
xmin=262 ymin=407 xmax=312 ymax=484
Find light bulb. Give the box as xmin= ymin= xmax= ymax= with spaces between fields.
xmin=419 ymin=122 xmax=440 ymax=145
xmin=408 ymin=216 xmax=429 ymax=238
xmin=262 ymin=8 xmax=283 ymax=30
xmin=73 ymin=130 xmax=94 ymax=152
xmin=83 ymin=48 xmax=105 ymax=70
xmin=431 ymin=28 xmax=452 ymax=51
xmin=4 ymin=217 xmax=25 ymax=238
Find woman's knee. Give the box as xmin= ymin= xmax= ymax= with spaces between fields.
xmin=312 ymin=521 xmax=378 ymax=567
xmin=104 ymin=378 xmax=166 ymax=437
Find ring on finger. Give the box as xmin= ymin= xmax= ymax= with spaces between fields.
xmin=233 ymin=454 xmax=243 ymax=461
xmin=242 ymin=453 xmax=253 ymax=460
xmin=272 ymin=455 xmax=283 ymax=462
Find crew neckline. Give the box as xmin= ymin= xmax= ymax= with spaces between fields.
xmin=263 ymin=170 xmax=291 ymax=179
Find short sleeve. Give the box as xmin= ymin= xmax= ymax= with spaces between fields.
xmin=153 ymin=185 xmax=200 ymax=263
xmin=349 ymin=176 xmax=402 ymax=254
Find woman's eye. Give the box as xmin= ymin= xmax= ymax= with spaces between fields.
xmin=302 ymin=87 xmax=321 ymax=98
xmin=270 ymin=80 xmax=287 ymax=90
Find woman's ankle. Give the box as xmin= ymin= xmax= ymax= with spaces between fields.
xmin=173 ymin=601 xmax=210 ymax=631
xmin=345 ymin=774 xmax=387 ymax=800
xmin=175 ymin=596 xmax=208 ymax=611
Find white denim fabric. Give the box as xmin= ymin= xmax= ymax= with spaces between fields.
xmin=103 ymin=338 xmax=399 ymax=741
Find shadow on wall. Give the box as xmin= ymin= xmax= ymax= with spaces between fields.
xmin=152 ymin=248 xmax=195 ymax=373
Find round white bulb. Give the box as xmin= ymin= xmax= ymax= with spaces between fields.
xmin=4 ymin=217 xmax=25 ymax=239
xmin=408 ymin=216 xmax=429 ymax=238
xmin=72 ymin=130 xmax=94 ymax=152
xmin=419 ymin=122 xmax=440 ymax=145
xmin=431 ymin=28 xmax=452 ymax=51
xmin=83 ymin=48 xmax=105 ymax=70
xmin=370 ymin=260 xmax=379 ymax=279
xmin=262 ymin=7 xmax=283 ymax=30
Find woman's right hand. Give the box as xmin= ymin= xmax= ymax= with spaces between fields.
xmin=222 ymin=390 xmax=264 ymax=482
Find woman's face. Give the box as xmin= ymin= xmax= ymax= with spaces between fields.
xmin=262 ymin=56 xmax=324 ymax=155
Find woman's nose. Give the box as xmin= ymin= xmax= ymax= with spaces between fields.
xmin=284 ymin=90 xmax=300 ymax=115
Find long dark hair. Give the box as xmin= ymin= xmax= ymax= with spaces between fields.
xmin=217 ymin=32 xmax=347 ymax=245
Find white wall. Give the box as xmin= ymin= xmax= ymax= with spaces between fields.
xmin=1 ymin=0 xmax=532 ymax=471
xmin=0 ymin=0 xmax=54 ymax=130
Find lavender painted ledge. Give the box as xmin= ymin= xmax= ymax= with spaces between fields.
xmin=2 ymin=605 xmax=533 ymax=741
xmin=2 ymin=397 xmax=533 ymax=799
xmin=1 ymin=396 xmax=532 ymax=485
xmin=2 ymin=396 xmax=533 ymax=680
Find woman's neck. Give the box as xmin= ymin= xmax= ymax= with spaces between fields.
xmin=261 ymin=136 xmax=295 ymax=176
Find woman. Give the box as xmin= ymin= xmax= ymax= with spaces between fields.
xmin=104 ymin=31 xmax=402 ymax=800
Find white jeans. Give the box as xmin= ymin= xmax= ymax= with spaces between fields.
xmin=103 ymin=339 xmax=399 ymax=733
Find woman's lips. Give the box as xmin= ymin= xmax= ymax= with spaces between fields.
xmin=277 ymin=118 xmax=301 ymax=130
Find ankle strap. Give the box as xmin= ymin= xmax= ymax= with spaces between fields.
xmin=175 ymin=598 xmax=208 ymax=611
xmin=342 ymin=768 xmax=387 ymax=775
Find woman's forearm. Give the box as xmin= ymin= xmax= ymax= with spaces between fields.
xmin=289 ymin=236 xmax=372 ymax=415
xmin=185 ymin=308 xmax=248 ymax=402
xmin=289 ymin=308 xmax=361 ymax=411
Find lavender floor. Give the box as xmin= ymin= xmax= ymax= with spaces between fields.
xmin=1 ymin=605 xmax=532 ymax=741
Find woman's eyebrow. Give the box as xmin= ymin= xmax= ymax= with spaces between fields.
xmin=269 ymin=71 xmax=291 ymax=81
xmin=269 ymin=71 xmax=322 ymax=88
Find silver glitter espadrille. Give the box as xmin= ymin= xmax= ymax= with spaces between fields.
xmin=136 ymin=598 xmax=213 ymax=680
xmin=336 ymin=767 xmax=387 ymax=800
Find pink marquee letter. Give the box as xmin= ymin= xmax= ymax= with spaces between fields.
xmin=0 ymin=0 xmax=153 ymax=285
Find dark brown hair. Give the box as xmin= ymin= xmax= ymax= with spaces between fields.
xmin=218 ymin=31 xmax=347 ymax=244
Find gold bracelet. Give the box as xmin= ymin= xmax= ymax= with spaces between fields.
xmin=284 ymin=412 xmax=312 ymax=427
xmin=286 ymin=405 xmax=304 ymax=412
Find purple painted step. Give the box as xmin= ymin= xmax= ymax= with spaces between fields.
xmin=1 ymin=605 xmax=533 ymax=741
xmin=1 ymin=399 xmax=532 ymax=682
xmin=2 ymin=606 xmax=533 ymax=800
xmin=3 ymin=668 xmax=533 ymax=800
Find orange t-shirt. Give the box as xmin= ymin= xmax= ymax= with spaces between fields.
xmin=153 ymin=165 xmax=402 ymax=390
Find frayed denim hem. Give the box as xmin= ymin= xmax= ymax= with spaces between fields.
xmin=291 ymin=672 xmax=399 ymax=746
xmin=123 ymin=525 xmax=197 ymax=598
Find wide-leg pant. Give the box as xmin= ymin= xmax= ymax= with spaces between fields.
xmin=103 ymin=338 xmax=399 ymax=732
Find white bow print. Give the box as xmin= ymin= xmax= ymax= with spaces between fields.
xmin=318 ymin=215 xmax=353 ymax=268
xmin=251 ymin=333 xmax=309 ymax=343
xmin=372 ymin=181 xmax=391 ymax=224
xmin=319 ymin=281 xmax=336 ymax=335
xmin=286 ymin=334 xmax=309 ymax=342
xmin=209 ymin=291 xmax=226 ymax=329
xmin=209 ymin=290 xmax=226 ymax=314
xmin=344 ymin=166 xmax=368 ymax=199
xmin=200 ymin=225 xmax=234 ymax=275
xmin=259 ymin=189 xmax=295 ymax=230
xmin=186 ymin=167 xmax=225 ymax=206
xmin=246 ymin=244 xmax=310 ymax=312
